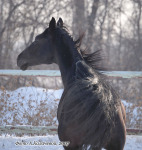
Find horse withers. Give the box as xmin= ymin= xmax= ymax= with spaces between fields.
xmin=17 ymin=17 xmax=126 ymax=150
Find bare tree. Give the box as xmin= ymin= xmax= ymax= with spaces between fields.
xmin=0 ymin=0 xmax=25 ymax=68
xmin=72 ymin=0 xmax=86 ymax=38
xmin=0 ymin=0 xmax=71 ymax=69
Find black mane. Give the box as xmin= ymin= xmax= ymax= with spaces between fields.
xmin=60 ymin=26 xmax=104 ymax=71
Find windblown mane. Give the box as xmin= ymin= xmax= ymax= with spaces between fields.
xmin=75 ymin=35 xmax=105 ymax=71
xmin=61 ymin=26 xmax=105 ymax=71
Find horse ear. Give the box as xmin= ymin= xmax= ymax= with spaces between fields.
xmin=49 ymin=17 xmax=56 ymax=31
xmin=57 ymin=18 xmax=63 ymax=27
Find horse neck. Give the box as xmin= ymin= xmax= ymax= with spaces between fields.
xmin=55 ymin=36 xmax=82 ymax=88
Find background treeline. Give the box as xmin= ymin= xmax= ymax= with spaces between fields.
xmin=0 ymin=0 xmax=142 ymax=101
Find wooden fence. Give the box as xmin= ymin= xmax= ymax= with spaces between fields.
xmin=0 ymin=70 xmax=142 ymax=135
xmin=0 ymin=70 xmax=142 ymax=78
xmin=0 ymin=125 xmax=142 ymax=135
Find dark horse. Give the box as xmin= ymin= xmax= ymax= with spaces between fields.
xmin=17 ymin=17 xmax=126 ymax=150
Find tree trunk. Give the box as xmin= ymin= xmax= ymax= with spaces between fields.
xmin=72 ymin=0 xmax=85 ymax=38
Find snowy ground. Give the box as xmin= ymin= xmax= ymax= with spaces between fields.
xmin=0 ymin=135 xmax=142 ymax=150
xmin=0 ymin=87 xmax=63 ymax=126
xmin=0 ymin=87 xmax=142 ymax=150
xmin=0 ymin=87 xmax=142 ymax=127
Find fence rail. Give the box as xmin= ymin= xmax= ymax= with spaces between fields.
xmin=0 ymin=70 xmax=142 ymax=78
xmin=0 ymin=70 xmax=142 ymax=135
xmin=0 ymin=125 xmax=57 ymax=135
xmin=0 ymin=126 xmax=142 ymax=135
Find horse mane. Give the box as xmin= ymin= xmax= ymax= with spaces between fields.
xmin=61 ymin=26 xmax=105 ymax=71
xmin=75 ymin=34 xmax=106 ymax=71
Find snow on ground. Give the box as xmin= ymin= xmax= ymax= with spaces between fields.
xmin=122 ymin=100 xmax=142 ymax=127
xmin=0 ymin=87 xmax=63 ymax=126
xmin=0 ymin=87 xmax=142 ymax=150
xmin=0 ymin=87 xmax=142 ymax=127
xmin=0 ymin=135 xmax=142 ymax=150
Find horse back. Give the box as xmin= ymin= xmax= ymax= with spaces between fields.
xmin=57 ymin=60 xmax=126 ymax=149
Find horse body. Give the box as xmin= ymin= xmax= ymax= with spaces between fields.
xmin=58 ymin=60 xmax=126 ymax=150
xmin=17 ymin=17 xmax=126 ymax=150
